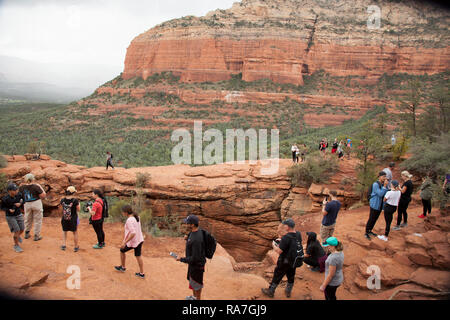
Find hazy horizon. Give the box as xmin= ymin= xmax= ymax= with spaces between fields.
xmin=0 ymin=0 xmax=237 ymax=100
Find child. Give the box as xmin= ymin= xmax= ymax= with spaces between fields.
xmin=60 ymin=186 xmax=80 ymax=252
xmin=1 ymin=183 xmax=25 ymax=252
xmin=115 ymin=205 xmax=145 ymax=278
xmin=378 ymin=180 xmax=401 ymax=241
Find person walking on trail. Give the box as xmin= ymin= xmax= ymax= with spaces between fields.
xmin=300 ymin=144 xmax=307 ymax=162
xmin=320 ymin=190 xmax=341 ymax=245
xmin=320 ymin=237 xmax=344 ymax=301
xmin=115 ymin=205 xmax=145 ymax=278
xmin=393 ymin=171 xmax=413 ymax=230
xmin=87 ymin=189 xmax=105 ymax=249
xmin=377 ymin=180 xmax=401 ymax=242
xmin=331 ymin=138 xmax=338 ymax=154
xmin=382 ymin=162 xmax=395 ymax=188
xmin=337 ymin=141 xmax=344 ymax=160
xmin=365 ymin=171 xmax=389 ymax=240
xmin=1 ymin=183 xmax=25 ymax=252
xmin=303 ymin=231 xmax=327 ymax=273
xmin=106 ymin=151 xmax=115 ymax=170
xmin=261 ymin=219 xmax=303 ymax=299
xmin=19 ymin=173 xmax=46 ymax=241
xmin=391 ymin=134 xmax=396 ymax=146
xmin=291 ymin=144 xmax=298 ymax=163
xmin=177 ymin=215 xmax=207 ymax=300
xmin=419 ymin=174 xmax=434 ymax=219
xmin=60 ymin=186 xmax=80 ymax=252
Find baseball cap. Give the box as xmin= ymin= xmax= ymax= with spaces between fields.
xmin=391 ymin=180 xmax=399 ymax=188
xmin=378 ymin=171 xmax=387 ymax=177
xmin=282 ymin=218 xmax=295 ymax=228
xmin=322 ymin=237 xmax=339 ymax=247
xmin=183 ymin=215 xmax=199 ymax=225
xmin=7 ymin=183 xmax=18 ymax=191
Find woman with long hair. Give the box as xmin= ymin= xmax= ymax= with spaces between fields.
xmin=393 ymin=171 xmax=413 ymax=230
xmin=87 ymin=189 xmax=105 ymax=249
xmin=60 ymin=186 xmax=80 ymax=251
xmin=320 ymin=237 xmax=344 ymax=300
xmin=114 ymin=205 xmax=145 ymax=278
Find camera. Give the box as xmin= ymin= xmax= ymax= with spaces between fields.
xmin=273 ymin=239 xmax=281 ymax=247
xmin=83 ymin=201 xmax=93 ymax=212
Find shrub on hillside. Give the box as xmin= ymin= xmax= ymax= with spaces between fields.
xmin=0 ymin=173 xmax=8 ymax=193
xmin=287 ymin=152 xmax=339 ymax=187
xmin=0 ymin=155 xmax=7 ymax=168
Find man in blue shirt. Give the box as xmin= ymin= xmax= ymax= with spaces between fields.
xmin=320 ymin=190 xmax=341 ymax=245
xmin=365 ymin=171 xmax=389 ymax=240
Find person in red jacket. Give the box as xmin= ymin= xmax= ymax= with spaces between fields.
xmin=87 ymin=189 xmax=105 ymax=249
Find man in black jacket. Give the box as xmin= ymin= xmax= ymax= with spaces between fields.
xmin=261 ymin=218 xmax=303 ymax=298
xmin=177 ymin=215 xmax=206 ymax=300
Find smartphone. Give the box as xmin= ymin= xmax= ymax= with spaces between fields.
xmin=169 ymin=252 xmax=178 ymax=259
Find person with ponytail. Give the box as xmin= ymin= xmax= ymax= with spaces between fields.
xmin=320 ymin=237 xmax=344 ymax=300
xmin=114 ymin=205 xmax=145 ymax=278
xmin=393 ymin=171 xmax=414 ymax=230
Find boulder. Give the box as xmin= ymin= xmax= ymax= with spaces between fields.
xmin=410 ymin=267 xmax=450 ymax=292
xmin=407 ymin=247 xmax=433 ymax=266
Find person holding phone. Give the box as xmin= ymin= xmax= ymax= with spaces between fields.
xmin=320 ymin=190 xmax=341 ymax=245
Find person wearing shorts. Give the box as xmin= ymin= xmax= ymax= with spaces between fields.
xmin=1 ymin=183 xmax=25 ymax=252
xmin=60 ymin=186 xmax=80 ymax=252
xmin=114 ymin=205 xmax=145 ymax=278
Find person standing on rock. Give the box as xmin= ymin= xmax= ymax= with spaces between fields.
xmin=177 ymin=215 xmax=206 ymax=300
xmin=320 ymin=190 xmax=341 ymax=246
xmin=378 ymin=180 xmax=401 ymax=242
xmin=393 ymin=171 xmax=413 ymax=231
xmin=1 ymin=183 xmax=25 ymax=252
xmin=364 ymin=171 xmax=389 ymax=240
xmin=303 ymin=231 xmax=327 ymax=272
xmin=419 ymin=174 xmax=434 ymax=219
xmin=114 ymin=205 xmax=145 ymax=278
xmin=19 ymin=173 xmax=46 ymax=241
xmin=291 ymin=144 xmax=298 ymax=163
xmin=106 ymin=151 xmax=115 ymax=170
xmin=331 ymin=138 xmax=338 ymax=154
xmin=87 ymin=189 xmax=105 ymax=249
xmin=382 ymin=162 xmax=395 ymax=188
xmin=60 ymin=186 xmax=80 ymax=252
xmin=320 ymin=237 xmax=344 ymax=300
xmin=300 ymin=144 xmax=307 ymax=162
xmin=261 ymin=219 xmax=303 ymax=299
xmin=337 ymin=141 xmax=344 ymax=160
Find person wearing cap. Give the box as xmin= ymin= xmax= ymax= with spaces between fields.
xmin=60 ymin=186 xmax=80 ymax=251
xmin=303 ymin=231 xmax=327 ymax=272
xmin=378 ymin=180 xmax=401 ymax=241
xmin=382 ymin=162 xmax=395 ymax=188
xmin=320 ymin=237 xmax=344 ymax=300
xmin=19 ymin=173 xmax=46 ymax=241
xmin=261 ymin=218 xmax=303 ymax=298
xmin=365 ymin=171 xmax=389 ymax=240
xmin=393 ymin=171 xmax=414 ymax=230
xmin=176 ymin=215 xmax=206 ymax=300
xmin=1 ymin=183 xmax=25 ymax=252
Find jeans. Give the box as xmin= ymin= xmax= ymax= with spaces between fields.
xmin=365 ymin=207 xmax=381 ymax=234
xmin=383 ymin=204 xmax=397 ymax=236
xmin=422 ymin=199 xmax=432 ymax=216
xmin=397 ymin=198 xmax=411 ymax=225
xmin=92 ymin=219 xmax=105 ymax=245
xmin=106 ymin=159 xmax=114 ymax=169
xmin=325 ymin=285 xmax=339 ymax=300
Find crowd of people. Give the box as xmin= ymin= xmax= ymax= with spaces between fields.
xmin=291 ymin=137 xmax=351 ymax=164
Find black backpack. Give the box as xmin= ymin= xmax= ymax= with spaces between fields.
xmin=101 ymin=197 xmax=109 ymax=219
xmin=290 ymin=231 xmax=304 ymax=268
xmin=367 ymin=181 xmax=382 ymax=203
xmin=201 ymin=229 xmax=217 ymax=259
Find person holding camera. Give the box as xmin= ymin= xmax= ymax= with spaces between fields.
xmin=261 ymin=219 xmax=302 ymax=299
xmin=87 ymin=189 xmax=105 ymax=249
xmin=320 ymin=190 xmax=341 ymax=245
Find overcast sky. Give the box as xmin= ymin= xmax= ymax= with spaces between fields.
xmin=0 ymin=0 xmax=236 ymax=89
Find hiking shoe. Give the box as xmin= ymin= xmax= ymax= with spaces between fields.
xmin=418 ymin=215 xmax=426 ymax=219
xmin=61 ymin=245 xmax=66 ymax=251
xmin=14 ymin=245 xmax=23 ymax=253
xmin=368 ymin=231 xmax=378 ymax=237
xmin=400 ymin=223 xmax=408 ymax=228
xmin=364 ymin=233 xmax=371 ymax=240
xmin=93 ymin=243 xmax=103 ymax=249
xmin=100 ymin=243 xmax=106 ymax=247
xmin=185 ymin=296 xmax=197 ymax=300
xmin=74 ymin=247 xmax=79 ymax=252
xmin=114 ymin=266 xmax=126 ymax=272
xmin=24 ymin=232 xmax=31 ymax=239
xmin=392 ymin=226 xmax=401 ymax=231
xmin=261 ymin=288 xmax=275 ymax=298
xmin=377 ymin=235 xmax=388 ymax=242
xmin=34 ymin=235 xmax=43 ymax=241
xmin=135 ymin=273 xmax=145 ymax=279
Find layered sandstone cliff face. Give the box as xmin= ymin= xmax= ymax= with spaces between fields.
xmin=1 ymin=155 xmax=359 ymax=262
xmin=123 ymin=0 xmax=449 ymax=84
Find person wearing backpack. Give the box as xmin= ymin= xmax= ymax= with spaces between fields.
xmin=106 ymin=152 xmax=114 ymax=170
xmin=114 ymin=205 xmax=145 ymax=278
xmin=177 ymin=215 xmax=207 ymax=300
xmin=320 ymin=237 xmax=344 ymax=300
xmin=19 ymin=173 xmax=46 ymax=241
xmin=87 ymin=189 xmax=105 ymax=249
xmin=365 ymin=171 xmax=389 ymax=240
xmin=60 ymin=186 xmax=80 ymax=252
xmin=261 ymin=219 xmax=303 ymax=299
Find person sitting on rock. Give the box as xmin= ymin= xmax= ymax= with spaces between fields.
xmin=60 ymin=186 xmax=80 ymax=252
xmin=1 ymin=183 xmax=25 ymax=252
xmin=303 ymin=231 xmax=327 ymax=272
